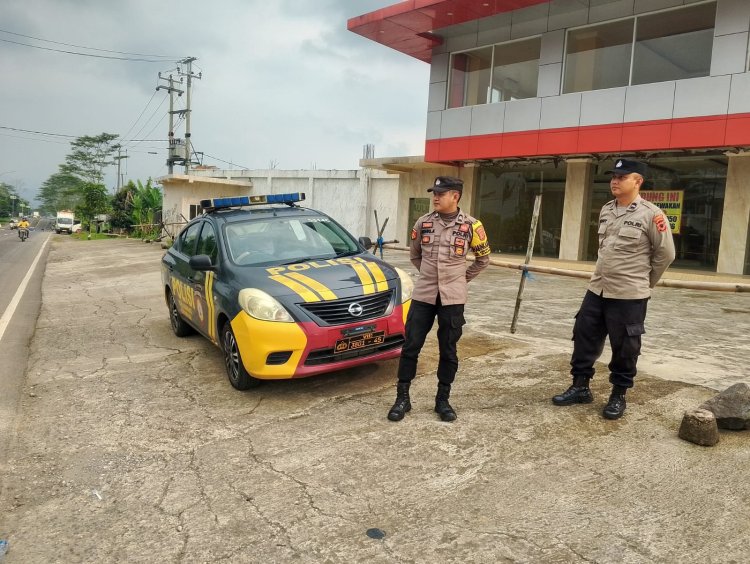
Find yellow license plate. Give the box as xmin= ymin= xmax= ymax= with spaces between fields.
xmin=334 ymin=331 xmax=385 ymax=353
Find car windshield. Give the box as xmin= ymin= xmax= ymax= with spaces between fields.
xmin=225 ymin=215 xmax=360 ymax=266
xmin=58 ymin=218 xmax=73 ymax=225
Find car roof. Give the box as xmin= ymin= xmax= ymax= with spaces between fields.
xmin=205 ymin=205 xmax=329 ymax=225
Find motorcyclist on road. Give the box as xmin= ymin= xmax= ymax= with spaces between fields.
xmin=18 ymin=217 xmax=30 ymax=240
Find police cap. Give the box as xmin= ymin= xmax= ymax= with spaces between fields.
xmin=427 ymin=176 xmax=463 ymax=193
xmin=606 ymin=158 xmax=649 ymax=180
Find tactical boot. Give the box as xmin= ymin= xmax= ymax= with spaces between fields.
xmin=603 ymin=393 xmax=626 ymax=420
xmin=387 ymin=382 xmax=411 ymax=421
xmin=552 ymin=377 xmax=593 ymax=406
xmin=434 ymin=383 xmax=457 ymax=422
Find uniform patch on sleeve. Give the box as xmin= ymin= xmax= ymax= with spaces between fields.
xmin=470 ymin=220 xmax=491 ymax=257
xmin=411 ymin=228 xmax=417 ymax=240
xmin=654 ymin=214 xmax=668 ymax=233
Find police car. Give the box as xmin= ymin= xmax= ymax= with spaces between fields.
xmin=162 ymin=193 xmax=413 ymax=390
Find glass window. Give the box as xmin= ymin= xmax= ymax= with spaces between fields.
xmin=180 ymin=221 xmax=202 ymax=257
xmin=564 ymin=20 xmax=633 ymax=93
xmin=196 ymin=223 xmax=218 ymax=263
xmin=587 ymin=157 xmax=727 ymax=270
xmin=490 ymin=38 xmax=541 ymax=102
xmin=632 ymin=3 xmax=715 ymax=85
xmin=448 ymin=47 xmax=493 ymax=108
xmin=224 ymin=216 xmax=359 ymax=266
xmin=476 ymin=164 xmax=567 ymax=256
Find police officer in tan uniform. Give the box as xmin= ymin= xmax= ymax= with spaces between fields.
xmin=388 ymin=176 xmax=491 ymax=422
xmin=552 ymin=159 xmax=675 ymax=419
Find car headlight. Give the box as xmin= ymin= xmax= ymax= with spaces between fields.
xmin=395 ymin=267 xmax=414 ymax=303
xmin=238 ymin=288 xmax=293 ymax=322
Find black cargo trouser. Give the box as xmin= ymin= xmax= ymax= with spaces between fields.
xmin=396 ymin=297 xmax=465 ymax=386
xmin=570 ymin=290 xmax=649 ymax=389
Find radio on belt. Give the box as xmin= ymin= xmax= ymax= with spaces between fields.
xmin=200 ymin=192 xmax=305 ymax=211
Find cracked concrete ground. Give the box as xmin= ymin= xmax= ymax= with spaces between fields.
xmin=1 ymin=238 xmax=749 ymax=563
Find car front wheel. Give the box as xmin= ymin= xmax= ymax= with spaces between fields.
xmin=222 ymin=322 xmax=262 ymax=390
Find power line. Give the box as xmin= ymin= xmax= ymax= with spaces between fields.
xmin=200 ymin=152 xmax=252 ymax=170
xmin=121 ymin=94 xmax=168 ymax=147
xmin=0 ymin=37 xmax=176 ymax=62
xmin=119 ymin=90 xmax=159 ymax=142
xmin=0 ymin=28 xmax=181 ymax=59
xmin=0 ymin=125 xmax=77 ymax=138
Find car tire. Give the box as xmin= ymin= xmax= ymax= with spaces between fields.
xmin=221 ymin=322 xmax=262 ymax=390
xmin=168 ymin=290 xmax=193 ymax=337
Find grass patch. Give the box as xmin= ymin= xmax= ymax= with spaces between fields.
xmin=70 ymin=232 xmax=121 ymax=240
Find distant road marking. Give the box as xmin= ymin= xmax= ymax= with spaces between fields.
xmin=0 ymin=236 xmax=50 ymax=342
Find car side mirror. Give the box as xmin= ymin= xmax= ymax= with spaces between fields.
xmin=189 ymin=254 xmax=215 ymax=271
xmin=358 ymin=236 xmax=373 ymax=250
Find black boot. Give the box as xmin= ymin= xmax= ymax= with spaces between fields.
xmin=603 ymin=387 xmax=627 ymax=419
xmin=387 ymin=382 xmax=411 ymax=421
xmin=434 ymin=383 xmax=457 ymax=422
xmin=552 ymin=376 xmax=593 ymax=406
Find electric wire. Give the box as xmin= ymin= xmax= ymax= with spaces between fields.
xmin=118 ymin=90 xmax=159 ymax=143
xmin=120 ymin=94 xmax=168 ymax=148
xmin=200 ymin=152 xmax=252 ymax=170
xmin=0 ymin=125 xmax=77 ymax=138
xmin=0 ymin=37 xmax=177 ymax=62
xmin=0 ymin=28 xmax=181 ymax=58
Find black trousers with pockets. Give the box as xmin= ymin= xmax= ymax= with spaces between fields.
xmin=570 ymin=290 xmax=648 ymax=389
xmin=396 ymin=297 xmax=465 ymax=386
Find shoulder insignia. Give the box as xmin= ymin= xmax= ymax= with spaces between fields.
xmin=411 ymin=228 xmax=417 ymax=240
xmin=470 ymin=220 xmax=491 ymax=257
xmin=654 ymin=214 xmax=668 ymax=233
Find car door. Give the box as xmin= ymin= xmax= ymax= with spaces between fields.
xmin=168 ymin=221 xmax=202 ymax=328
xmin=191 ymin=221 xmax=220 ymax=343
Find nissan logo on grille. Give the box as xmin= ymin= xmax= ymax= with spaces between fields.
xmin=348 ymin=302 xmax=364 ymax=317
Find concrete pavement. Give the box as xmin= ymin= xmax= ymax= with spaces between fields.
xmin=1 ymin=237 xmax=749 ymax=563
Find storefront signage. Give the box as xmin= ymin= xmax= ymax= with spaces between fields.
xmin=641 ymin=190 xmax=683 ymax=234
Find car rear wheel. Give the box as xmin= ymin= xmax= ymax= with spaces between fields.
xmin=168 ymin=290 xmax=193 ymax=337
xmin=222 ymin=322 xmax=262 ymax=390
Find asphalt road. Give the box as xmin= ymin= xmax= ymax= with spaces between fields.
xmin=1 ymin=238 xmax=749 ymax=563
xmin=0 ymin=224 xmax=52 ymax=470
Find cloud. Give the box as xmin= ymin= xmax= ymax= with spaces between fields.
xmin=0 ymin=0 xmax=429 ymax=204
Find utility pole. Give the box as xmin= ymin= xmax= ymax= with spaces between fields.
xmin=156 ymin=72 xmax=184 ymax=174
xmin=113 ymin=145 xmax=128 ymax=190
xmin=178 ymin=57 xmax=201 ymax=174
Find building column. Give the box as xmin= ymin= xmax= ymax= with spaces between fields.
xmin=558 ymin=158 xmax=594 ymax=261
xmin=717 ymin=151 xmax=750 ymax=274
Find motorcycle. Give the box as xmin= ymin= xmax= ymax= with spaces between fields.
xmin=18 ymin=227 xmax=29 ymax=242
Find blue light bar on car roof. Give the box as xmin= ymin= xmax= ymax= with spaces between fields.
xmin=200 ymin=192 xmax=305 ymax=211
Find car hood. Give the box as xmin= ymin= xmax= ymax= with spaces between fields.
xmin=234 ymin=254 xmax=400 ymax=301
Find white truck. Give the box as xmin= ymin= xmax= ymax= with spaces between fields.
xmin=55 ymin=210 xmax=75 ymax=234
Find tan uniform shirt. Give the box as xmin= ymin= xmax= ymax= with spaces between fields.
xmin=589 ymin=195 xmax=675 ymax=299
xmin=410 ymin=209 xmax=491 ymax=305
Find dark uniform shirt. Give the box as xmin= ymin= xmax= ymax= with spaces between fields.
xmin=589 ymin=195 xmax=676 ymax=299
xmin=409 ymin=209 xmax=491 ymax=305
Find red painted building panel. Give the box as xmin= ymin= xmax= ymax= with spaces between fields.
xmin=577 ymin=125 xmax=623 ymax=154
xmin=348 ymin=0 xmax=550 ymax=62
xmin=724 ymin=114 xmax=750 ymax=146
xmin=468 ymin=134 xmax=503 ymax=158
xmin=499 ymin=131 xmax=539 ymax=157
xmin=438 ymin=137 xmax=470 ymax=161
xmin=620 ymin=123 xmax=672 ymax=152
xmin=670 ymin=118 xmax=727 ymax=149
xmin=425 ymin=139 xmax=441 ymax=161
xmin=537 ymin=128 xmax=579 ymax=155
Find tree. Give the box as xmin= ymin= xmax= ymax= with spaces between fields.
xmin=76 ymin=183 xmax=110 ymax=231
xmin=110 ymin=182 xmax=135 ymax=229
xmin=36 ymin=132 xmax=119 ymax=212
xmin=131 ymin=179 xmax=162 ymax=236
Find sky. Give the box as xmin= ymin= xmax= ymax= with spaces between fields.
xmin=0 ymin=0 xmax=430 ymax=206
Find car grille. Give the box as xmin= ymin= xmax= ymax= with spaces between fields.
xmin=300 ymin=290 xmax=394 ymax=326
xmin=304 ymin=334 xmax=404 ymax=366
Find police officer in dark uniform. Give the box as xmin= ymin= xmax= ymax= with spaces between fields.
xmin=552 ymin=159 xmax=675 ymax=419
xmin=387 ymin=176 xmax=491 ymax=422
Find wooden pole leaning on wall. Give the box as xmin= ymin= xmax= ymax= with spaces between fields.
xmin=510 ymin=194 xmax=543 ymax=334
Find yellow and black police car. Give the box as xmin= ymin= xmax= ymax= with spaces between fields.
xmin=162 ymin=193 xmax=413 ymax=390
